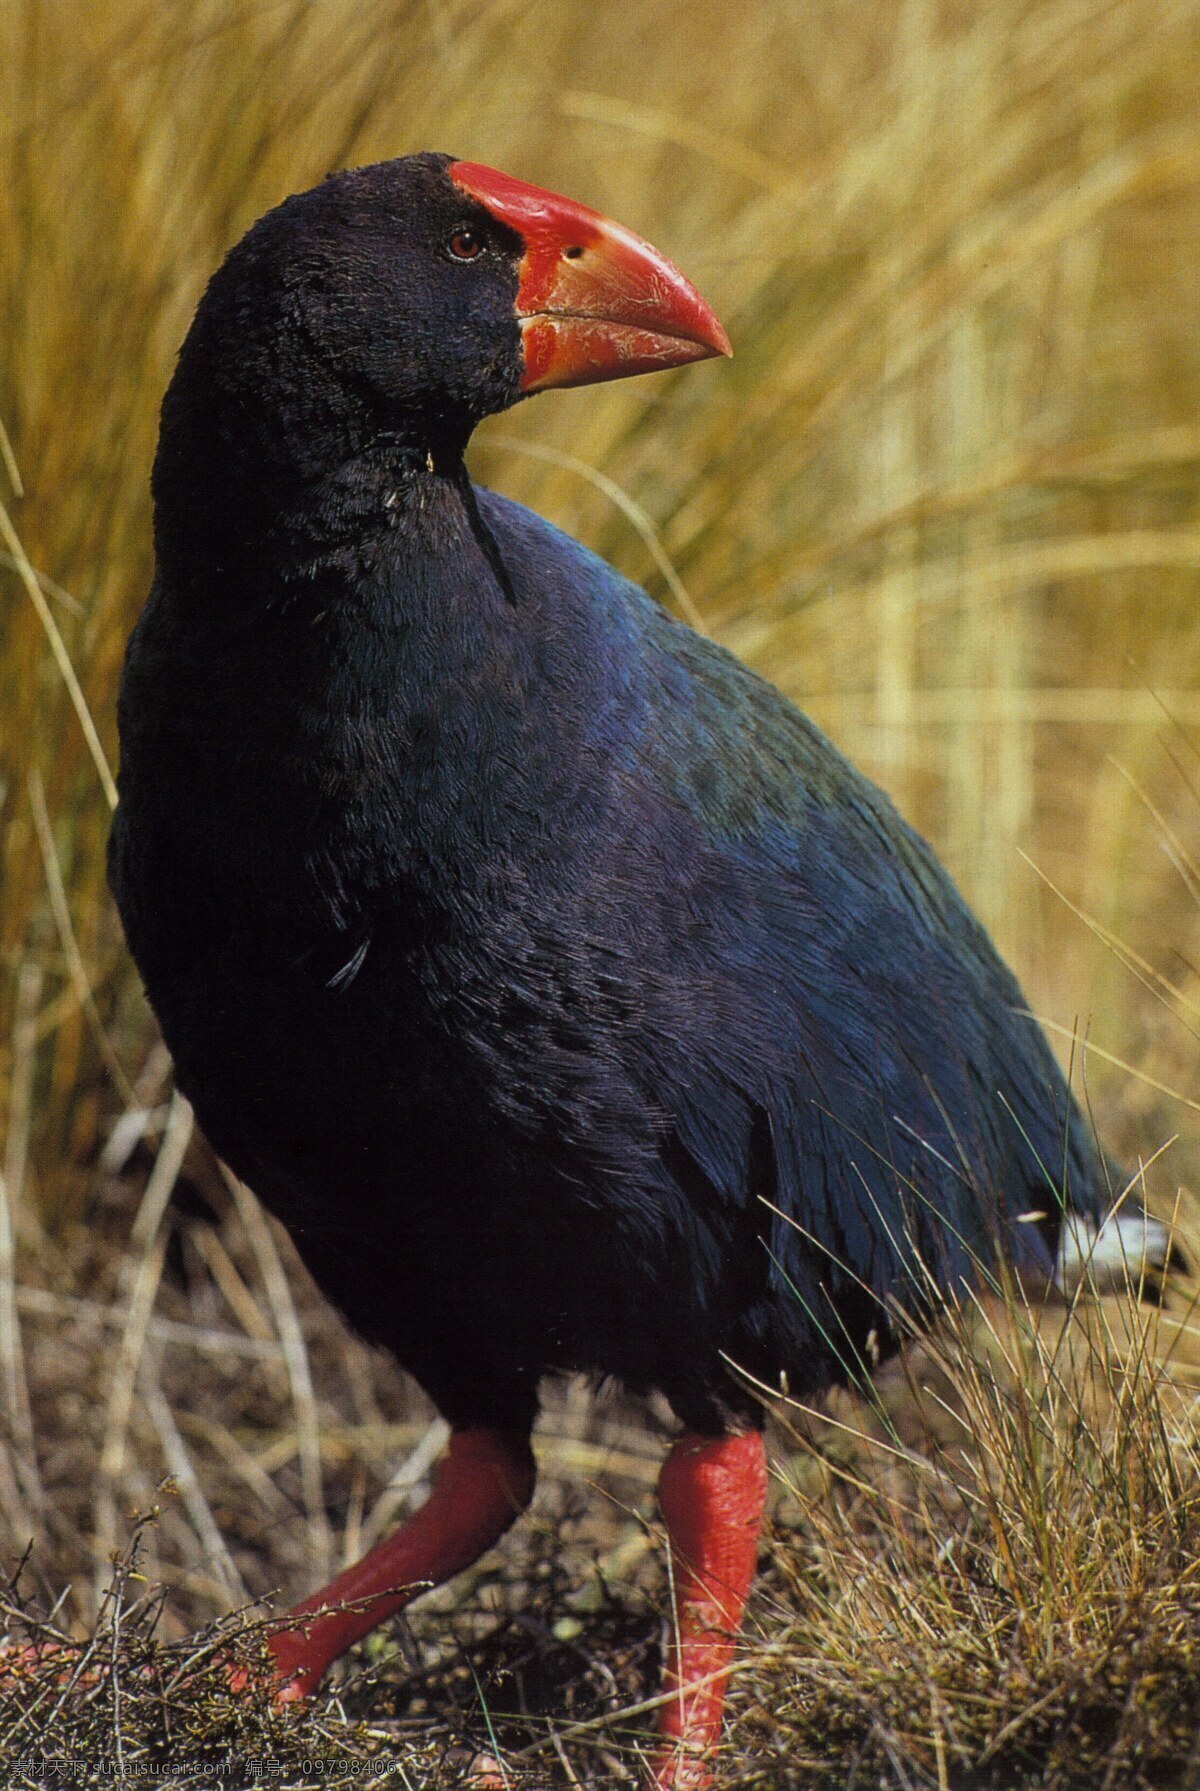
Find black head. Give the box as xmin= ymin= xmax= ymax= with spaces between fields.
xmin=151 ymin=152 xmax=728 ymax=583
xmin=229 ymin=153 xmax=529 ymax=449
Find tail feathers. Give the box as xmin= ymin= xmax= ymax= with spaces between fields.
xmin=1055 ymin=1207 xmax=1174 ymax=1295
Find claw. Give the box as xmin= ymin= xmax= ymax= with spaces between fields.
xmin=646 ymin=1741 xmax=716 ymax=1789
xmin=0 ymin=1638 xmax=88 ymax=1692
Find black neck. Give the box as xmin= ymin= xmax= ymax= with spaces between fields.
xmin=153 ymin=429 xmax=480 ymax=600
xmin=151 ymin=325 xmax=479 ymax=604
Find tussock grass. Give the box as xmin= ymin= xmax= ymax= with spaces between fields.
xmin=3 ymin=0 xmax=1200 ymax=1217
xmin=5 ymin=1168 xmax=1200 ymax=1787
xmin=4 ymin=1 xmax=1200 ymax=1785
xmin=739 ymin=1252 xmax=1200 ymax=1787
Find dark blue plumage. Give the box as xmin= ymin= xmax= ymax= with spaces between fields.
xmin=112 ymin=460 xmax=1105 ymax=1433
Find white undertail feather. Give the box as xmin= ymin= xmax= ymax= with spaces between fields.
xmin=1055 ymin=1207 xmax=1173 ymax=1295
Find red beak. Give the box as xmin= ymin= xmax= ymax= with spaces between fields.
xmin=449 ymin=161 xmax=732 ymax=394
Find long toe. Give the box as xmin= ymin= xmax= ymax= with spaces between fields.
xmin=646 ymin=1741 xmax=716 ymax=1790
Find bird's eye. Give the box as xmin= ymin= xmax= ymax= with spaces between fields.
xmin=447 ymin=228 xmax=483 ymax=262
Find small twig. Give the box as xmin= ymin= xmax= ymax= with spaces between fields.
xmin=130 ymin=1090 xmax=194 ymax=1256
xmin=28 ymin=768 xmax=137 ymax=1106
xmin=359 ymin=1416 xmax=449 ymax=1553
xmin=0 ymin=553 xmax=82 ymax=615
xmin=508 ymin=1645 xmax=786 ymax=1759
xmin=109 ymin=1559 xmax=126 ymax=1781
xmin=0 ymin=493 xmax=117 ymax=809
xmin=176 ymin=1410 xmax=289 ymax=1517
xmin=13 ymin=1284 xmax=285 ymax=1361
xmin=189 ymin=1221 xmax=275 ymax=1343
xmin=1031 ymin=1015 xmax=1200 ymax=1117
xmin=140 ymin=1369 xmax=249 ymax=1606
xmin=0 ymin=415 xmax=24 ymax=497
xmin=95 ymin=1093 xmax=194 ymax=1595
xmin=0 ymin=959 xmax=44 ymax=1536
xmin=100 ymin=1040 xmax=174 ymax=1174
xmin=224 ymin=1170 xmax=333 ymax=1580
xmin=3 ymin=962 xmax=41 ymax=1242
xmin=0 ymin=1171 xmax=41 ymax=1526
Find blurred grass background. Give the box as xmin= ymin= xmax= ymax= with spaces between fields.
xmin=3 ymin=4 xmax=1200 ymax=1781
xmin=3 ymin=0 xmax=1200 ymax=1230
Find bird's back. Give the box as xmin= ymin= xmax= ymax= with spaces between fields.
xmin=460 ymin=493 xmax=1111 ymax=1409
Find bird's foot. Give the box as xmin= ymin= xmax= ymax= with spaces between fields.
xmin=645 ymin=1741 xmax=715 ymax=1790
xmin=223 ymin=1656 xmax=301 ymax=1704
xmin=0 ymin=1638 xmax=85 ymax=1693
xmin=1 ymin=1629 xmax=307 ymax=1709
xmin=223 ymin=1622 xmax=320 ymax=1705
xmin=441 ymin=1748 xmax=510 ymax=1787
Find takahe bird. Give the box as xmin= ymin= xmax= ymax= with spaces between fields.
xmin=109 ymin=153 xmax=1164 ymax=1787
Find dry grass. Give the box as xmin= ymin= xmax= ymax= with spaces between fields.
xmin=4 ymin=1148 xmax=1200 ymax=1787
xmin=4 ymin=0 xmax=1200 ymax=1785
xmin=744 ymin=1256 xmax=1200 ymax=1788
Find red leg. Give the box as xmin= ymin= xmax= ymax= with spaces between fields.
xmin=648 ymin=1429 xmax=767 ymax=1789
xmin=264 ymin=1425 xmax=535 ymax=1699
